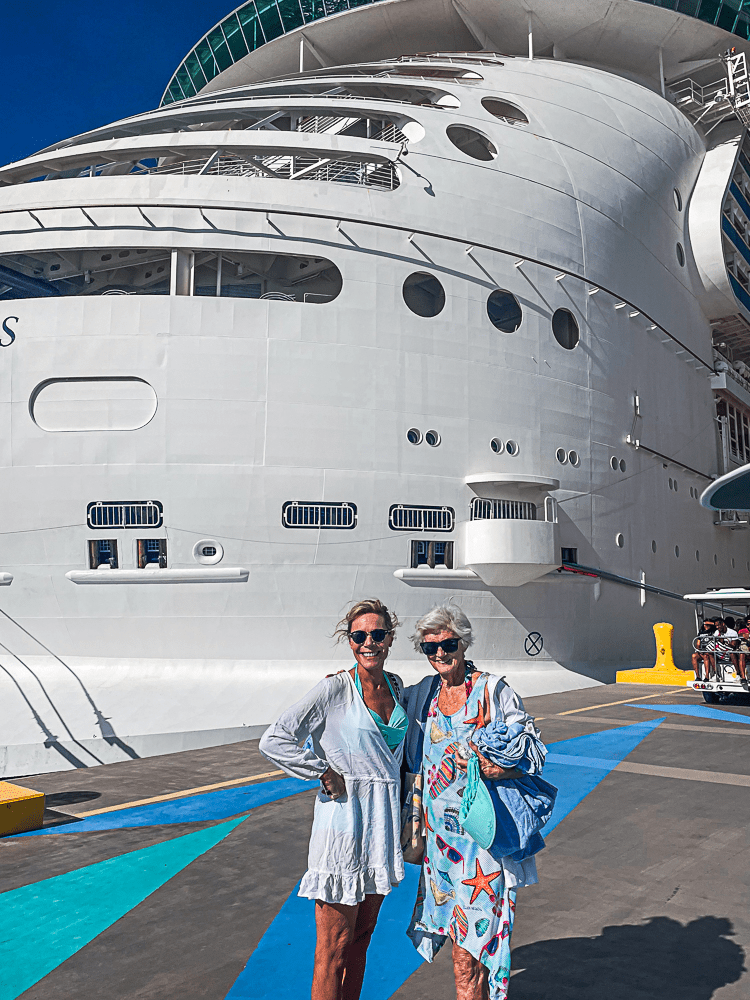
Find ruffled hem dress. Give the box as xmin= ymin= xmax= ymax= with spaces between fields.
xmin=259 ymin=670 xmax=406 ymax=907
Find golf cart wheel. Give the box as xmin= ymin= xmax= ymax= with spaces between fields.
xmin=702 ymin=690 xmax=719 ymax=704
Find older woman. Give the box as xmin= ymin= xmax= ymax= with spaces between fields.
xmin=259 ymin=598 xmax=407 ymax=1000
xmin=403 ymin=604 xmax=541 ymax=1000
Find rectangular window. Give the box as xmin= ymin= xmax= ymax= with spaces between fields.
xmin=175 ymin=65 xmax=197 ymax=99
xmin=238 ymin=4 xmax=266 ymax=47
xmin=389 ymin=504 xmax=455 ymax=531
xmin=221 ymin=13 xmax=250 ymax=61
xmin=183 ymin=52 xmax=208 ymax=91
xmin=206 ymin=27 xmax=233 ymax=72
xmin=137 ymin=539 xmax=167 ymax=568
xmin=275 ymin=0 xmax=304 ymax=32
xmin=88 ymin=539 xmax=118 ymax=569
xmin=282 ymin=501 xmax=357 ymax=529
xmin=87 ymin=501 xmax=163 ymax=529
xmin=410 ymin=540 xmax=454 ymax=569
xmin=255 ymin=0 xmax=284 ymax=41
xmin=194 ymin=41 xmax=219 ymax=81
xmin=561 ymin=547 xmax=578 ymax=564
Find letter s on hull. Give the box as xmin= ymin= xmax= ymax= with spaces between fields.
xmin=1 ymin=316 xmax=17 ymax=347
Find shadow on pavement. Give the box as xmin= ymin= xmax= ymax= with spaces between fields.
xmin=511 ymin=916 xmax=745 ymax=999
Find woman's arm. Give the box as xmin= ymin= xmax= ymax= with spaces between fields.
xmin=259 ymin=678 xmax=338 ymax=782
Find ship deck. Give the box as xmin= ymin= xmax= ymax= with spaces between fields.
xmin=2 ymin=682 xmax=749 ymax=1000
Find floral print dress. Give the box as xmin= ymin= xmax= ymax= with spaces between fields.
xmin=407 ymin=672 xmax=516 ymax=1000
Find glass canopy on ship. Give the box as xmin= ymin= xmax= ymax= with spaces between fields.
xmin=162 ymin=0 xmax=750 ymax=105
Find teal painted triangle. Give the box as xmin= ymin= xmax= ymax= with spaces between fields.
xmin=0 ymin=816 xmax=245 ymax=1000
xmin=544 ymin=717 xmax=665 ymax=834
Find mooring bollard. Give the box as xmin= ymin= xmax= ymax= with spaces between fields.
xmin=652 ymin=622 xmax=676 ymax=671
xmin=616 ymin=621 xmax=692 ymax=685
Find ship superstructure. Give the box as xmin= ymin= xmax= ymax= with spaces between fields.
xmin=3 ymin=0 xmax=750 ymax=775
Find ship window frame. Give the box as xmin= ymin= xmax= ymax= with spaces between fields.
xmin=281 ymin=500 xmax=357 ymax=529
xmin=87 ymin=500 xmax=163 ymax=529
xmin=552 ymin=308 xmax=580 ymax=350
xmin=402 ymin=272 xmax=446 ymax=318
xmin=446 ymin=124 xmax=497 ymax=162
xmin=487 ymin=289 xmax=522 ymax=332
xmin=410 ymin=539 xmax=454 ymax=569
xmin=389 ymin=504 xmax=455 ymax=532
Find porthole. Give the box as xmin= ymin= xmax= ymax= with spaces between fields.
xmin=552 ymin=308 xmax=579 ymax=350
xmin=676 ymin=243 xmax=685 ymax=267
xmin=674 ymin=479 xmax=678 ymax=491
xmin=568 ymin=450 xmax=580 ymax=466
xmin=505 ymin=440 xmax=520 ymax=456
xmin=49 ymin=264 xmax=60 ymax=272
xmin=696 ymin=550 xmax=700 ymax=562
xmin=668 ymin=478 xmax=673 ymax=490
xmin=675 ymin=545 xmax=680 ymax=557
xmin=482 ymin=97 xmax=529 ymax=125
xmin=192 ymin=539 xmax=223 ymax=565
xmin=556 ymin=447 xmax=568 ymax=465
xmin=446 ymin=124 xmax=497 ymax=161
xmin=619 ymin=459 xmax=626 ymax=473
xmin=616 ymin=533 xmax=624 ymax=548
xmin=407 ymin=428 xmax=422 ymax=445
xmin=403 ymin=272 xmax=446 ymax=318
xmin=487 ymin=289 xmax=522 ymax=332
xmin=611 ymin=456 xmax=619 ymax=471
xmin=674 ymin=188 xmax=682 ymax=212
xmin=651 ymin=540 xmax=657 ymax=553
xmin=732 ymin=557 xmax=736 ymax=568
xmin=118 ymin=250 xmax=131 ymax=258
xmin=101 ymin=254 xmax=112 ymax=261
xmin=425 ymin=429 xmax=441 ymax=447
xmin=714 ymin=553 xmax=718 ymax=565
xmin=490 ymin=437 xmax=504 ymax=454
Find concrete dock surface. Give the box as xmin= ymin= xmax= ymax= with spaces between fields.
xmin=1 ymin=682 xmax=748 ymax=999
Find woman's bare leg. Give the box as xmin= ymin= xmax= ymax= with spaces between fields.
xmin=341 ymin=894 xmax=384 ymax=1000
xmin=312 ymin=895 xmax=384 ymax=1000
xmin=452 ymin=939 xmax=489 ymax=1000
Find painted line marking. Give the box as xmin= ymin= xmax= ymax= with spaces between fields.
xmin=542 ymin=714 xmax=750 ymax=735
xmin=536 ymin=687 xmax=691 ymax=720
xmin=614 ymin=759 xmax=750 ymax=786
xmin=71 ymin=770 xmax=285 ymax=817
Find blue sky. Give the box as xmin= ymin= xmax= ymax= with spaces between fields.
xmin=0 ymin=3 xmax=238 ymax=165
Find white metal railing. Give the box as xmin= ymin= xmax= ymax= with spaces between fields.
xmin=87 ymin=500 xmax=163 ymax=529
xmin=281 ymin=501 xmax=357 ymax=529
xmin=470 ymin=498 xmax=537 ymax=521
xmin=389 ymin=504 xmax=455 ymax=531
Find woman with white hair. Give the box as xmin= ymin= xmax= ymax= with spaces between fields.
xmin=403 ymin=603 xmax=543 ymax=1000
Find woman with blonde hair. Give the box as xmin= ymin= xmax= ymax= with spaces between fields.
xmin=259 ymin=598 xmax=407 ymax=1000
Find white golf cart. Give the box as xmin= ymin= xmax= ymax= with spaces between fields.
xmin=683 ymin=588 xmax=750 ymax=703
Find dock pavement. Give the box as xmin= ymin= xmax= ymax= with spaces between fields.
xmin=1 ymin=682 xmax=748 ymax=999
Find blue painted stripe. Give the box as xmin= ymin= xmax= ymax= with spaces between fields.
xmin=738 ymin=150 xmax=750 ymax=181
xmin=628 ymin=703 xmax=750 ymax=725
xmin=0 ymin=816 xmax=246 ymax=1000
xmin=14 ymin=777 xmax=311 ymax=837
xmin=728 ymin=271 xmax=750 ymax=314
xmin=730 ymin=179 xmax=750 ymax=221
xmin=225 ymin=718 xmax=665 ymax=999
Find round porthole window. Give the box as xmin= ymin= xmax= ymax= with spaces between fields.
xmin=446 ymin=124 xmax=497 ymax=161
xmin=490 ymin=437 xmax=504 ymax=454
xmin=669 ymin=478 xmax=673 ymax=490
xmin=407 ymin=427 xmax=422 ymax=445
xmin=651 ymin=540 xmax=657 ymax=553
xmin=425 ymin=429 xmax=441 ymax=447
xmin=714 ymin=553 xmax=718 ymax=565
xmin=676 ymin=243 xmax=685 ymax=267
xmin=403 ymin=272 xmax=446 ymax=317
xmin=732 ymin=557 xmax=736 ymax=568
xmin=568 ymin=450 xmax=580 ymax=467
xmin=552 ymin=308 xmax=579 ymax=350
xmin=482 ymin=97 xmax=529 ymax=125
xmin=619 ymin=459 xmax=626 ymax=473
xmin=193 ymin=539 xmax=224 ymax=565
xmin=487 ymin=289 xmax=522 ymax=332
xmin=611 ymin=456 xmax=619 ymax=471
xmin=616 ymin=533 xmax=624 ymax=548
xmin=674 ymin=188 xmax=682 ymax=212
xmin=675 ymin=545 xmax=680 ymax=558
xmin=696 ymin=550 xmax=700 ymax=562
xmin=506 ymin=440 xmax=520 ymax=456
xmin=556 ymin=447 xmax=568 ymax=464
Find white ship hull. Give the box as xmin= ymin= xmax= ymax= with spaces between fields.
xmin=3 ymin=0 xmax=750 ymax=775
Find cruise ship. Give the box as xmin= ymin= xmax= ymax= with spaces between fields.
xmin=3 ymin=0 xmax=750 ymax=776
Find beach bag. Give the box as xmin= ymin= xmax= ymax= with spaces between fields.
xmin=400 ymin=771 xmax=425 ymax=865
xmin=459 ymin=752 xmax=557 ymax=862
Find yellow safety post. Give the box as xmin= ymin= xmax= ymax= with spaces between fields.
xmin=616 ymin=622 xmax=694 ymax=685
xmin=0 ymin=781 xmax=45 ymax=837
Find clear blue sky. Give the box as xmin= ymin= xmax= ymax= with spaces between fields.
xmin=0 ymin=2 xmax=239 ymax=165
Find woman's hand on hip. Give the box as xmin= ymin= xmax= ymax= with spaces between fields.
xmin=320 ymin=767 xmax=346 ymax=799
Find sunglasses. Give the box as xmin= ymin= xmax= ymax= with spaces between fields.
xmin=348 ymin=628 xmax=392 ymax=644
xmin=420 ymin=638 xmax=460 ymax=656
xmin=436 ymin=833 xmax=464 ymax=868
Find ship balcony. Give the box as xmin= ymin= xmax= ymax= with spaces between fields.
xmin=463 ymin=475 xmax=560 ymax=588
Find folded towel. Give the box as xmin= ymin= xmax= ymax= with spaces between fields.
xmin=472 ymin=718 xmax=547 ymax=775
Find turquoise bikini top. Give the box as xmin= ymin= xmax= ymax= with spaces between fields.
xmin=354 ymin=668 xmax=408 ymax=753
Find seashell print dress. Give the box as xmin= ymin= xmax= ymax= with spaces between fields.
xmin=407 ymin=673 xmax=519 ymax=1000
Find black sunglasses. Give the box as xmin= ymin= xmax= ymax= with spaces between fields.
xmin=349 ymin=628 xmax=392 ymax=644
xmin=420 ymin=638 xmax=461 ymax=656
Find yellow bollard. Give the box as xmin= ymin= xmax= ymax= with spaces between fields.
xmin=0 ymin=781 xmax=46 ymax=837
xmin=616 ymin=622 xmax=694 ymax=685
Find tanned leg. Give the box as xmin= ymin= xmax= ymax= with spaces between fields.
xmin=452 ymin=939 xmax=489 ymax=1000
xmin=312 ymin=900 xmax=358 ymax=1000
xmin=340 ymin=894 xmax=385 ymax=1000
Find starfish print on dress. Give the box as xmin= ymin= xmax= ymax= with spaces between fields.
xmin=464 ymin=687 xmax=491 ymax=728
xmin=461 ymin=858 xmax=503 ymax=904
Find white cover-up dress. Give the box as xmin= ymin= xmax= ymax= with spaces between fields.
xmin=259 ymin=671 xmax=405 ymax=906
